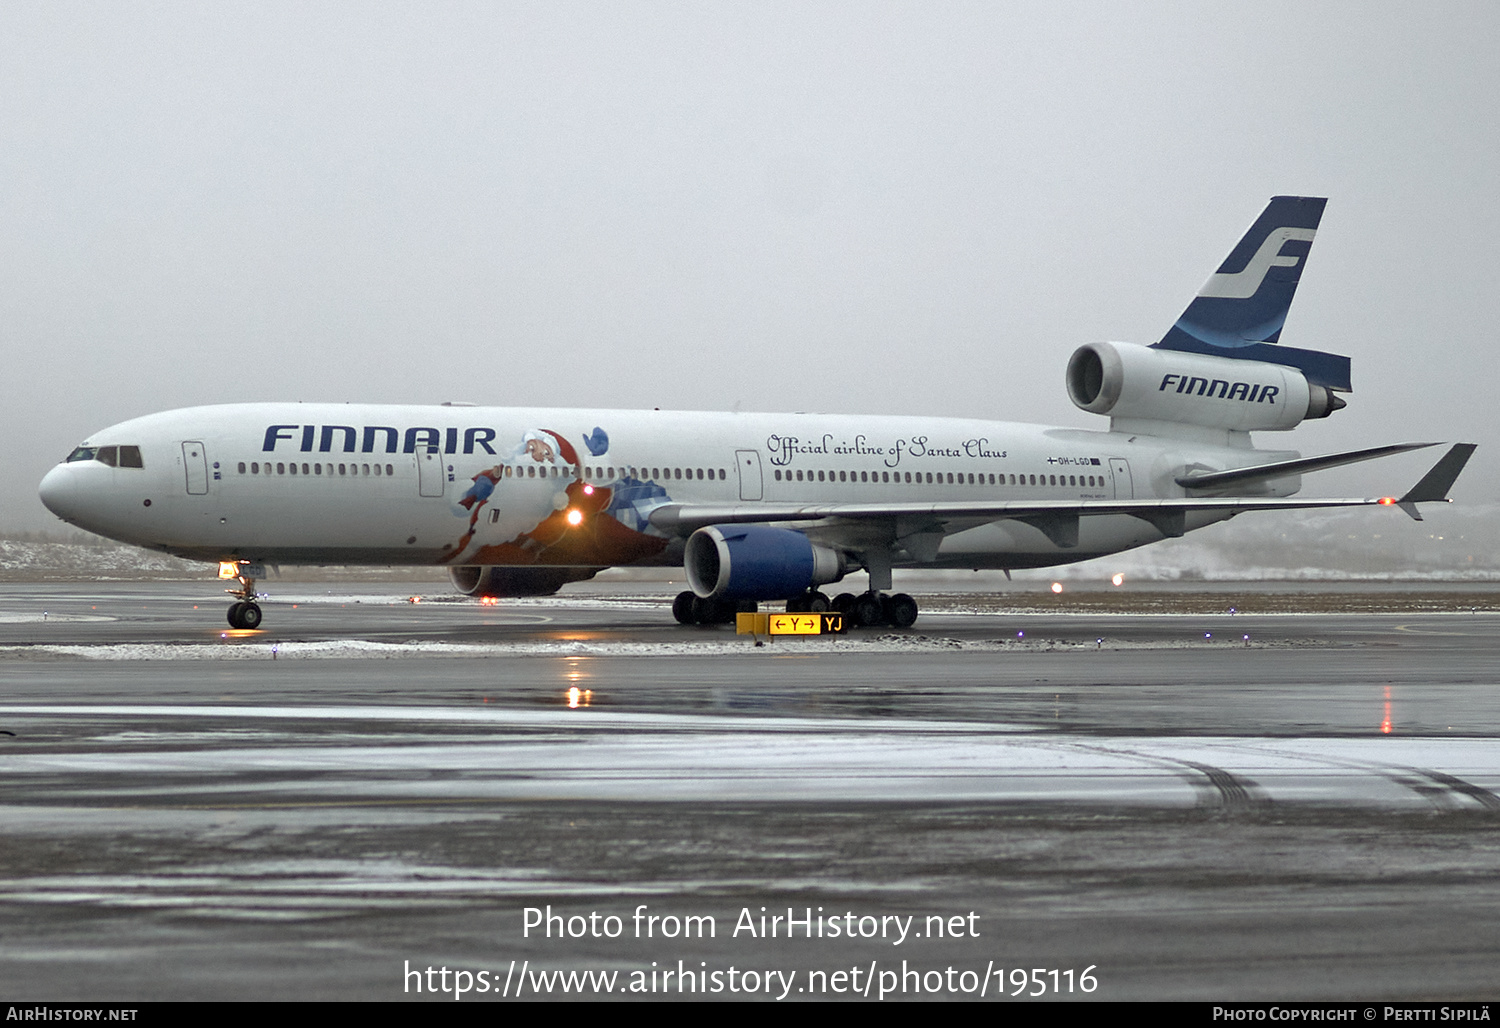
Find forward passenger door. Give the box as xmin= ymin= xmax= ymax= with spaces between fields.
xmin=736 ymin=450 xmax=763 ymax=501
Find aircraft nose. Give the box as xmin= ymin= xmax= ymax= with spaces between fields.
xmin=38 ymin=464 xmax=84 ymax=522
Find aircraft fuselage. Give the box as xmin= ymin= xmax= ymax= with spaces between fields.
xmin=38 ymin=402 xmax=1289 ymax=572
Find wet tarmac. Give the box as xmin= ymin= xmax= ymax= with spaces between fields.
xmin=1 ymin=582 xmax=1499 ymax=1001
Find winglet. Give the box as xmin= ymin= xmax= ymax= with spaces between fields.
xmin=1395 ymin=443 xmax=1477 ymax=520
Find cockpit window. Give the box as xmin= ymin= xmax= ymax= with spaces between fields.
xmin=63 ymin=444 xmax=144 ymax=468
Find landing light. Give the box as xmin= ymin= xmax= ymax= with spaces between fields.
xmin=1111 ymin=573 xmax=1125 ymax=587
xmin=1051 ymin=582 xmax=1063 ymax=594
xmin=566 ymin=508 xmax=584 ymax=526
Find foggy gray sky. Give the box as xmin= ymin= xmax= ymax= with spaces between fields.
xmin=5 ymin=2 xmax=1498 ymax=531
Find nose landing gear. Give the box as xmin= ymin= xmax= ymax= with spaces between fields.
xmin=226 ymin=572 xmax=262 ymax=629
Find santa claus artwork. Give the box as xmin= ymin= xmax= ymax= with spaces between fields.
xmin=444 ymin=426 xmax=669 ymax=569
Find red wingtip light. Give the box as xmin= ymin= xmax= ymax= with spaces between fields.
xmin=1378 ymin=497 xmax=1397 ymax=505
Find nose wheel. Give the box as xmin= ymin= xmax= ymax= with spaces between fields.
xmin=226 ymin=571 xmax=263 ymax=629
xmin=227 ymin=601 xmax=263 ymax=629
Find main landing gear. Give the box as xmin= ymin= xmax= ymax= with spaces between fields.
xmin=673 ymin=589 xmax=919 ymax=629
xmin=226 ymin=572 xmax=262 ymax=630
xmin=672 ymin=592 xmax=755 ymax=626
xmin=827 ymin=590 xmax=919 ymax=629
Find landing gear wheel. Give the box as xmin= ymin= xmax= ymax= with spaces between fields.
xmin=852 ymin=592 xmax=886 ymax=628
xmin=883 ymin=592 xmax=919 ymax=629
xmin=832 ymin=592 xmax=856 ymax=614
xmin=672 ymin=591 xmax=697 ymax=625
xmin=224 ymin=567 xmax=262 ymax=629
xmin=788 ymin=590 xmax=830 ymax=614
xmin=238 ymin=602 xmax=263 ymax=630
xmin=690 ymin=595 xmax=735 ymax=625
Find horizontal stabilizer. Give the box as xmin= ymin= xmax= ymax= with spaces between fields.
xmin=1176 ymin=442 xmax=1438 ymax=491
xmin=1396 ymin=443 xmax=1477 ymax=520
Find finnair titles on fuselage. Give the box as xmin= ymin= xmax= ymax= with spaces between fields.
xmin=39 ymin=198 xmax=1474 ymax=630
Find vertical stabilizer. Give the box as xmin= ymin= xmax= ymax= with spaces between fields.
xmin=1153 ymin=197 xmax=1350 ymax=391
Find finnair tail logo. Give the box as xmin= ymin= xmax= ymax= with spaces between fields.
xmin=1197 ymin=226 xmax=1316 ymax=300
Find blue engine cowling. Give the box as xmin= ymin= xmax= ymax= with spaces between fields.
xmin=685 ymin=525 xmax=846 ymax=600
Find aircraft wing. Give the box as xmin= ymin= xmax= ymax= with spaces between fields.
xmin=649 ymin=443 xmax=1477 ymax=545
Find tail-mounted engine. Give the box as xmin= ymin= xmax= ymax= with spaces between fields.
xmin=1066 ymin=341 xmax=1344 ymax=433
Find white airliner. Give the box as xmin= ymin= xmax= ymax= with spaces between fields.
xmin=39 ymin=197 xmax=1474 ymax=630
